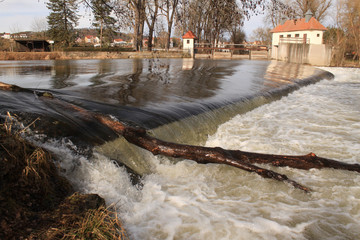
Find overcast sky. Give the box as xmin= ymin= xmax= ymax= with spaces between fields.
xmin=0 ymin=0 xmax=264 ymax=38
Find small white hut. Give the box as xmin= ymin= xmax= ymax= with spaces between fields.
xmin=182 ymin=31 xmax=197 ymax=57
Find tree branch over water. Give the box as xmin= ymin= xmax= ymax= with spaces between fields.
xmin=1 ymin=82 xmax=360 ymax=193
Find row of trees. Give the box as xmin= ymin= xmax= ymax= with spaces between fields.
xmin=46 ymin=0 xmax=287 ymax=50
xmin=326 ymin=0 xmax=360 ymax=65
xmin=16 ymin=0 xmax=357 ymax=65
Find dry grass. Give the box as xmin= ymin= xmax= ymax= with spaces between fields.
xmin=1 ymin=112 xmax=51 ymax=188
xmin=52 ymin=206 xmax=129 ymax=240
xmin=1 ymin=113 xmax=129 ymax=240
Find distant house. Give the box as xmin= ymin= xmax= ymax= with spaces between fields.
xmin=0 ymin=33 xmax=11 ymax=39
xmin=84 ymin=35 xmax=100 ymax=44
xmin=270 ymin=11 xmax=331 ymax=66
xmin=114 ymin=38 xmax=126 ymax=44
xmin=112 ymin=38 xmax=127 ymax=47
xmin=11 ymin=31 xmax=32 ymax=39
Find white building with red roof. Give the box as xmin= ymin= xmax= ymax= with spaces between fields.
xmin=271 ymin=11 xmax=327 ymax=47
xmin=270 ymin=11 xmax=331 ymax=66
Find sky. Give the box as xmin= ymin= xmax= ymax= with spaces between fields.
xmin=0 ymin=0 xmax=264 ymax=38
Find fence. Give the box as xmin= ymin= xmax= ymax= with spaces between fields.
xmin=194 ymin=43 xmax=269 ymax=59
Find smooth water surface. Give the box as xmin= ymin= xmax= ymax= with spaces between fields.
xmin=0 ymin=59 xmax=320 ymax=108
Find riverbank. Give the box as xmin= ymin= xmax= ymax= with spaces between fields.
xmin=0 ymin=51 xmax=189 ymax=61
xmin=0 ymin=51 xmax=269 ymax=61
xmin=0 ymin=51 xmax=358 ymax=67
xmin=0 ymin=115 xmax=128 ymax=239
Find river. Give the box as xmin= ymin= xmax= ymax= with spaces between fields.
xmin=0 ymin=59 xmax=359 ymax=239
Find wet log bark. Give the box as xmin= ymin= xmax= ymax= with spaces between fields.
xmin=2 ymin=82 xmax=360 ymax=193
xmin=227 ymin=150 xmax=360 ymax=173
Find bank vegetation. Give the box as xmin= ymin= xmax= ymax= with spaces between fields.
xmin=0 ymin=114 xmax=128 ymax=240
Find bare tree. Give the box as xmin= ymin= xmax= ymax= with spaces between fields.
xmin=291 ymin=0 xmax=332 ymax=21
xmin=159 ymin=0 xmax=180 ymax=51
xmin=112 ymin=0 xmax=146 ymax=51
xmin=145 ymin=0 xmax=160 ymax=51
xmin=31 ymin=17 xmax=48 ymax=39
xmin=9 ymin=24 xmax=22 ymax=34
xmin=265 ymin=0 xmax=295 ymax=28
xmin=324 ymin=27 xmax=346 ymax=66
xmin=177 ymin=0 xmax=207 ymax=42
xmin=338 ymin=0 xmax=360 ymax=64
xmin=251 ymin=27 xmax=272 ymax=44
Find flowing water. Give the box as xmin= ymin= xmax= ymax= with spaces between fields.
xmin=0 ymin=59 xmax=359 ymax=239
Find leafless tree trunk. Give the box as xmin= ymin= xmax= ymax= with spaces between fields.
xmin=127 ymin=0 xmax=146 ymax=51
xmin=159 ymin=0 xmax=179 ymax=51
xmin=145 ymin=0 xmax=159 ymax=51
xmin=341 ymin=0 xmax=360 ymax=64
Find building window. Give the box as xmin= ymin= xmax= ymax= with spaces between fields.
xmin=280 ymin=35 xmax=283 ymax=38
xmin=295 ymin=34 xmax=300 ymax=37
xmin=287 ymin=34 xmax=291 ymax=38
xmin=187 ymin=40 xmax=190 ymax=44
xmin=317 ymin=34 xmax=320 ymax=37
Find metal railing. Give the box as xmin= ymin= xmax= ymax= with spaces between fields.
xmin=279 ymin=37 xmax=309 ymax=44
xmin=194 ymin=43 xmax=269 ymax=53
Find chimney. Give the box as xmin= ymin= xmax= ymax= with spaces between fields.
xmin=305 ymin=10 xmax=313 ymax=22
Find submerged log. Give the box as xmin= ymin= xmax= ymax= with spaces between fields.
xmin=1 ymin=81 xmax=360 ymax=192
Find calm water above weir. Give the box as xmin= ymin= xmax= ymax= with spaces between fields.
xmin=1 ymin=59 xmax=359 ymax=239
xmin=0 ymin=58 xmax=329 ymax=130
xmin=0 ymin=58 xmax=323 ymax=107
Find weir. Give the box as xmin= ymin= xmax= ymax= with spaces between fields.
xmin=0 ymin=59 xmax=333 ymax=175
xmin=2 ymin=60 xmax=359 ymax=240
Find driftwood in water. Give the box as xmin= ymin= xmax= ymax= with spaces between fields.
xmin=1 ymin=82 xmax=360 ymax=192
xmin=227 ymin=150 xmax=360 ymax=173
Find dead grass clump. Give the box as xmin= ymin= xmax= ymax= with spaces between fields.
xmin=0 ymin=113 xmax=71 ymax=208
xmin=45 ymin=204 xmax=129 ymax=240
xmin=0 ymin=113 xmax=72 ymax=238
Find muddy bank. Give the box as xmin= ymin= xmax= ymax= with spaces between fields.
xmin=0 ymin=116 xmax=128 ymax=239
xmin=0 ymin=51 xmax=189 ymax=61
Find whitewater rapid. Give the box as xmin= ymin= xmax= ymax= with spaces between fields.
xmin=46 ymin=67 xmax=360 ymax=240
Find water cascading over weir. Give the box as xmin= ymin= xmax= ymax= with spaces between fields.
xmin=0 ymin=59 xmax=334 ymax=176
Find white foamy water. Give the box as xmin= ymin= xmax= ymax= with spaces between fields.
xmin=49 ymin=67 xmax=360 ymax=240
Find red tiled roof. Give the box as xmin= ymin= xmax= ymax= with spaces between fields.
xmin=270 ymin=17 xmax=327 ymax=33
xmin=182 ymin=31 xmax=197 ymax=39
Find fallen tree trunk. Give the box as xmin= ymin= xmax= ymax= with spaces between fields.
xmin=1 ymin=82 xmax=360 ymax=193
xmin=227 ymin=150 xmax=360 ymax=173
xmin=95 ymin=115 xmax=311 ymax=192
